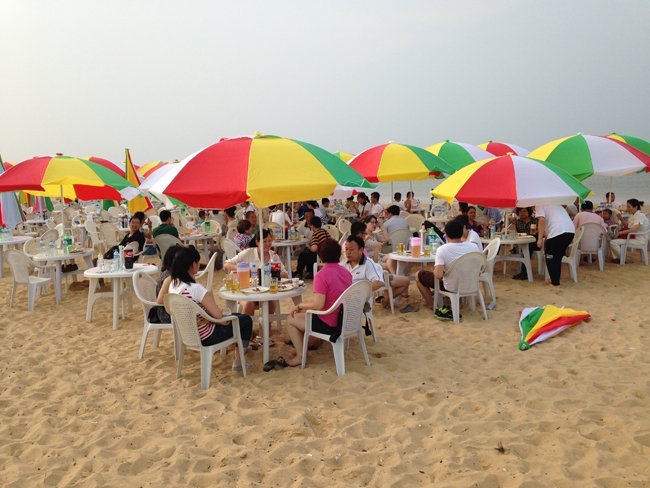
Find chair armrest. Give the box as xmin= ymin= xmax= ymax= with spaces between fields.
xmin=196 ymin=307 xmax=237 ymax=325
xmin=627 ymin=229 xmax=650 ymax=239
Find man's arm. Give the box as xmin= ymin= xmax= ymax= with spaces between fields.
xmin=433 ymin=264 xmax=444 ymax=280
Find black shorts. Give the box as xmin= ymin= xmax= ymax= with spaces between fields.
xmin=311 ymin=313 xmax=337 ymax=335
xmin=201 ymin=313 xmax=253 ymax=348
xmin=418 ymin=270 xmax=446 ymax=291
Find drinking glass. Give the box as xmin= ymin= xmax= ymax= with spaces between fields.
xmin=231 ymin=277 xmax=240 ymax=293
xmin=397 ymin=243 xmax=404 ymax=255
xmin=269 ymin=278 xmax=278 ymax=294
xmin=423 ymin=246 xmax=431 ymax=257
xmin=225 ymin=273 xmax=233 ymax=291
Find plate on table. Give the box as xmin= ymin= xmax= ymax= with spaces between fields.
xmin=241 ymin=286 xmax=269 ymax=294
xmin=277 ymin=284 xmax=295 ymax=292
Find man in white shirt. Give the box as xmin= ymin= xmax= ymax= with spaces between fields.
xmin=605 ymin=192 xmax=622 ymax=209
xmin=535 ymin=204 xmax=575 ymax=287
xmin=392 ymin=192 xmax=407 ymax=211
xmin=415 ymin=219 xmax=479 ymax=319
xmin=270 ymin=206 xmax=292 ymax=228
xmin=383 ymin=205 xmax=410 ymax=236
xmin=341 ymin=235 xmax=384 ymax=307
xmin=370 ymin=192 xmax=384 ymax=217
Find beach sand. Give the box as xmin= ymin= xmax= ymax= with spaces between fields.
xmin=1 ymin=252 xmax=649 ymax=487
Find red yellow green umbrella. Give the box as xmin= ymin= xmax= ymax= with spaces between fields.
xmin=138 ymin=160 xmax=178 ymax=179
xmin=348 ymin=142 xmax=455 ymax=183
xmin=154 ymin=134 xmax=373 ymax=209
xmin=0 ymin=155 xmax=139 ymax=201
xmin=432 ymin=155 xmax=592 ymax=207
xmin=332 ymin=151 xmax=355 ymax=163
xmin=477 ymin=141 xmax=530 ymax=157
xmin=426 ymin=140 xmax=494 ymax=171
xmin=605 ymin=133 xmax=650 ymax=157
xmin=528 ymin=134 xmax=650 ymax=180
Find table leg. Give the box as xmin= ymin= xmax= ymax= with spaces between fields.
xmin=285 ymin=247 xmax=292 ymax=279
xmin=112 ymin=278 xmax=120 ymax=330
xmin=54 ymin=261 xmax=63 ymax=302
xmin=120 ymin=279 xmax=126 ymax=320
xmin=202 ymin=238 xmax=210 ymax=263
xmin=522 ymin=245 xmax=533 ymax=282
xmin=261 ymin=302 xmax=270 ymax=364
xmin=86 ymin=277 xmax=98 ymax=322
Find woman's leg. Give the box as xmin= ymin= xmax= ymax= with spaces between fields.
xmin=286 ymin=312 xmax=307 ymax=366
xmin=609 ymin=238 xmax=624 ymax=259
xmin=240 ymin=301 xmax=257 ymax=316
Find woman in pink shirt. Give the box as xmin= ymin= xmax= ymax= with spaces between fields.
xmin=286 ymin=239 xmax=352 ymax=367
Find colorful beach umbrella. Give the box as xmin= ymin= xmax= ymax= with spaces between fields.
xmin=153 ymin=134 xmax=374 ymax=209
xmin=0 ymin=156 xmax=25 ymax=228
xmin=528 ymin=134 xmax=650 ymax=181
xmin=125 ymin=149 xmax=152 ymax=213
xmin=348 ymin=142 xmax=455 ymax=183
xmin=87 ymin=156 xmax=127 ymax=178
xmin=332 ymin=151 xmax=355 ymax=163
xmin=518 ymin=305 xmax=590 ymax=350
xmin=138 ymin=160 xmax=178 ymax=179
xmin=432 ymin=155 xmax=593 ymax=207
xmin=477 ymin=141 xmax=530 ymax=157
xmin=606 ymin=133 xmax=650 ymax=157
xmin=425 ymin=140 xmax=493 ymax=171
xmin=0 ymin=155 xmax=140 ymax=201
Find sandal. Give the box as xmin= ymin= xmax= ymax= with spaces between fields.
xmin=232 ymin=360 xmax=252 ymax=372
xmin=400 ymin=304 xmax=419 ymax=313
xmin=263 ymin=357 xmax=289 ymax=372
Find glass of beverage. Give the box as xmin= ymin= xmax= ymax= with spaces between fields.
xmin=423 ymin=245 xmax=431 ymax=257
xmin=530 ymin=223 xmax=537 ymax=234
xmin=231 ymin=276 xmax=240 ymax=293
xmin=225 ymin=272 xmax=233 ymax=291
xmin=269 ymin=278 xmax=278 ymax=294
xmin=397 ymin=242 xmax=404 ymax=255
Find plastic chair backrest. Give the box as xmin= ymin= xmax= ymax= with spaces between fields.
xmin=213 ymin=214 xmax=226 ymax=227
xmin=235 ymin=208 xmax=245 ymax=220
xmin=118 ymin=205 xmax=127 ymax=213
xmin=108 ymin=207 xmax=121 ymax=218
xmin=405 ymin=214 xmax=425 ymax=230
xmin=399 ymin=211 xmax=410 ymax=219
xmin=100 ymin=223 xmax=119 ymax=247
xmin=323 ymin=224 xmax=339 ymax=241
xmin=85 ymin=220 xmax=99 ymax=234
xmin=388 ymin=229 xmax=411 ymax=252
xmin=99 ymin=209 xmax=112 ymax=221
xmin=566 ymin=226 xmax=585 ymax=260
xmin=41 ymin=229 xmax=59 ymax=244
xmin=23 ymin=238 xmax=41 ymax=257
xmin=313 ymin=280 xmax=372 ymax=338
xmin=53 ymin=203 xmax=63 ymax=211
xmin=84 ymin=205 xmax=95 ymax=214
xmin=475 ymin=215 xmax=490 ymax=227
xmin=264 ymin=222 xmax=281 ymax=232
xmin=25 ymin=213 xmax=36 ymax=221
xmin=164 ymin=294 xmax=203 ymax=348
xmin=578 ymin=223 xmax=606 ymax=253
xmin=444 ymin=252 xmax=487 ymax=295
xmin=154 ymin=234 xmax=184 ymax=258
xmin=5 ymin=250 xmax=32 ymax=285
xmin=221 ymin=238 xmax=240 ymax=260
xmin=149 ymin=215 xmax=161 ymax=228
xmin=482 ymin=238 xmax=501 ymax=274
xmin=337 ymin=219 xmax=351 ymax=236
xmin=133 ymin=270 xmax=160 ymax=316
xmin=226 ymin=228 xmax=237 ymax=241
xmin=338 ymin=231 xmax=349 ymax=246
xmin=54 ymin=223 xmax=64 ymax=237
xmin=204 ymin=220 xmax=222 ymax=235
xmin=129 ymin=241 xmax=140 ymax=254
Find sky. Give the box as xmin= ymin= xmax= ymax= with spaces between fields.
xmin=1 ymin=0 xmax=649 ymax=166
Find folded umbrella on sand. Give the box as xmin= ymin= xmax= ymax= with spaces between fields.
xmin=518 ymin=305 xmax=590 ymax=350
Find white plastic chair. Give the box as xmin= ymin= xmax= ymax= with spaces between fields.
xmin=620 ymin=228 xmax=650 ymax=266
xmin=578 ymin=223 xmax=607 ymax=271
xmin=399 ymin=211 xmax=410 ymax=219
xmin=195 ymin=251 xmax=219 ymax=292
xmin=164 ymin=294 xmax=247 ymax=389
xmin=108 ymin=207 xmax=121 ymax=220
xmin=478 ymin=238 xmax=500 ymax=308
xmin=133 ymin=270 xmax=178 ymax=360
xmin=337 ymin=218 xmax=351 ymax=237
xmin=84 ymin=220 xmax=105 ymax=252
xmin=220 ymin=238 xmax=241 ymax=268
xmin=41 ymin=229 xmax=59 ymax=248
xmin=6 ymin=249 xmax=58 ymax=311
xmin=148 ymin=215 xmax=161 ymax=229
xmin=100 ymin=223 xmax=119 ymax=248
xmin=301 ymin=281 xmax=372 ymax=376
xmin=434 ymin=252 xmax=488 ymax=323
xmin=405 ymin=214 xmax=425 ymax=232
xmin=338 ymin=231 xmax=349 ymax=247
xmin=373 ymin=269 xmax=394 ymax=315
xmin=234 ymin=207 xmax=245 ymax=220
xmin=545 ymin=227 xmax=584 ymax=283
xmin=388 ymin=229 xmax=411 ymax=253
xmin=323 ymin=224 xmax=339 ymax=241
xmin=226 ymin=227 xmax=237 ymax=241
xmin=153 ymin=234 xmax=184 ymax=263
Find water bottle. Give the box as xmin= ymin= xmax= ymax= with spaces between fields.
xmin=0 ymin=226 xmax=5 ymax=241
xmin=113 ymin=248 xmax=120 ymax=268
xmin=119 ymin=245 xmax=125 ymax=270
xmin=251 ymin=263 xmax=258 ymax=286
xmin=124 ymin=243 xmax=134 ymax=270
xmin=205 ymin=220 xmax=211 ymax=235
xmin=263 ymin=263 xmax=271 ymax=287
xmin=97 ymin=254 xmax=104 ymax=272
xmin=65 ymin=231 xmax=74 ymax=254
xmin=274 ymin=226 xmax=282 ymax=241
xmin=40 ymin=237 xmax=45 ymax=254
xmin=270 ymin=251 xmax=282 ymax=279
xmin=489 ymin=218 xmax=496 ymax=240
xmin=49 ymin=240 xmax=55 ymax=256
xmin=288 ymin=227 xmax=294 ymax=241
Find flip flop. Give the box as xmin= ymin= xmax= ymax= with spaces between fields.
xmin=263 ymin=357 xmax=289 ymax=372
xmin=400 ymin=304 xmax=419 ymax=313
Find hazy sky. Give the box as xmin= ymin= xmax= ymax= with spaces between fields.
xmin=1 ymin=0 xmax=649 ymax=166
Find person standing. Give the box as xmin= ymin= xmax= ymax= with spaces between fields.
xmin=535 ymin=204 xmax=575 ymax=287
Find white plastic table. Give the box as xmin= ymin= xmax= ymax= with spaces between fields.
xmin=32 ymin=248 xmax=95 ymax=301
xmin=0 ymin=236 xmax=31 ymax=278
xmin=388 ymin=251 xmax=437 ymax=276
xmin=219 ymin=285 xmax=306 ymax=364
xmin=427 ymin=215 xmax=450 ymax=227
xmin=84 ymin=263 xmax=159 ymax=330
xmin=181 ymin=233 xmax=220 ymax=263
xmin=481 ymin=235 xmax=535 ymax=282
xmin=271 ymin=238 xmax=309 ymax=278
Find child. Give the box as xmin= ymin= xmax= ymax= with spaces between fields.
xmin=602 ymin=208 xmax=616 ymax=238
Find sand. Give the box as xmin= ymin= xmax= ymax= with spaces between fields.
xmin=1 ymin=251 xmax=650 ymax=488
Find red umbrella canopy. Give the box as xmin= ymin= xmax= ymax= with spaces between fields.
xmin=87 ymin=156 xmax=127 ymax=178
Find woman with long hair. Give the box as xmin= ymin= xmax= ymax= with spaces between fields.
xmin=158 ymin=246 xmax=253 ymax=372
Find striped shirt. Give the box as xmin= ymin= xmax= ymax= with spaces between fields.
xmin=168 ymin=281 xmax=214 ymax=340
xmin=310 ymin=228 xmax=330 ymax=247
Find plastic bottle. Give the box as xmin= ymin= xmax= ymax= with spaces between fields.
xmin=263 ymin=262 xmax=271 ymax=287
xmin=113 ymin=248 xmax=120 ymax=269
xmin=250 ymin=263 xmax=258 ymax=287
xmin=205 ymin=220 xmax=211 ymax=235
xmin=49 ymin=240 xmax=55 ymax=256
xmin=65 ymin=231 xmax=74 ymax=254
xmin=97 ymin=254 xmax=104 ymax=272
xmin=489 ymin=218 xmax=496 ymax=240
xmin=270 ymin=252 xmax=282 ymax=279
xmin=40 ymin=237 xmax=45 ymax=254
xmin=124 ymin=243 xmax=134 ymax=270
xmin=118 ymin=245 xmax=125 ymax=270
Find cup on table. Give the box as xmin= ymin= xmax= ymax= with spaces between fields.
xmin=231 ymin=276 xmax=240 ymax=293
xmin=292 ymin=277 xmax=299 ymax=288
xmin=224 ymin=273 xmax=233 ymax=291
xmin=269 ymin=278 xmax=278 ymax=294
xmin=397 ymin=243 xmax=404 ymax=255
xmin=530 ymin=223 xmax=537 ymax=234
xmin=423 ymin=245 xmax=431 ymax=257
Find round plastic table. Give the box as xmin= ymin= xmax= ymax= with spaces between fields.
xmin=271 ymin=238 xmax=309 ymax=278
xmin=388 ymin=251 xmax=437 ymax=276
xmin=219 ymin=284 xmax=306 ymax=364
xmin=181 ymin=233 xmax=221 ymax=263
xmin=0 ymin=236 xmax=31 ymax=278
xmin=481 ymin=235 xmax=536 ymax=282
xmin=33 ymin=248 xmax=95 ymax=302
xmin=84 ymin=263 xmax=159 ymax=330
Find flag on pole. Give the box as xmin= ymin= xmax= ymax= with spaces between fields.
xmin=0 ymin=156 xmax=25 ymax=228
xmin=125 ymin=149 xmax=152 ymax=214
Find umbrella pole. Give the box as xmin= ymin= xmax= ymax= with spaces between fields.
xmin=258 ymin=207 xmax=264 ymax=267
xmin=60 ymin=185 xmax=66 ymax=237
xmin=410 ymin=180 xmax=413 ymax=195
xmin=608 ymin=177 xmax=612 ymax=206
xmin=391 ymin=182 xmax=393 ymax=201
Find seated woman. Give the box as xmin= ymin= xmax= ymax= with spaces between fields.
xmin=363 ymin=214 xmax=389 ymax=263
xmin=511 ymin=207 xmax=539 ymax=280
xmin=404 ymin=191 xmax=414 ymax=214
xmin=609 ymin=199 xmax=649 ymax=262
xmin=157 ymin=246 xmax=253 ymax=372
xmin=224 ymin=230 xmax=289 ymax=316
xmin=233 ymin=220 xmax=253 ymax=250
xmin=154 ymin=244 xmax=184 ymax=323
xmin=465 ymin=206 xmax=485 ymax=235
xmin=285 ymin=240 xmax=352 ymax=367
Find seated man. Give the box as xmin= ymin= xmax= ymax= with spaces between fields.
xmin=340 ymin=235 xmax=385 ymax=309
xmin=319 ymin=198 xmax=333 ymax=224
xmin=270 ymin=205 xmax=292 ymax=228
xmin=152 ymin=209 xmax=180 ymax=256
xmin=415 ymin=219 xmax=478 ymax=319
xmin=295 ymin=217 xmax=330 ymax=279
xmin=392 ymin=192 xmax=407 ymax=212
xmin=383 ymin=205 xmax=409 ymax=236
xmin=573 ymin=200 xmax=607 ymax=231
xmin=133 ymin=211 xmax=155 ymax=254
xmin=308 ymin=200 xmax=329 ymax=227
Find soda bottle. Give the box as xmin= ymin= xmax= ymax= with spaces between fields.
xmin=205 ymin=220 xmax=211 ymax=235
xmin=270 ymin=251 xmax=282 ymax=279
xmin=124 ymin=243 xmax=134 ymax=269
